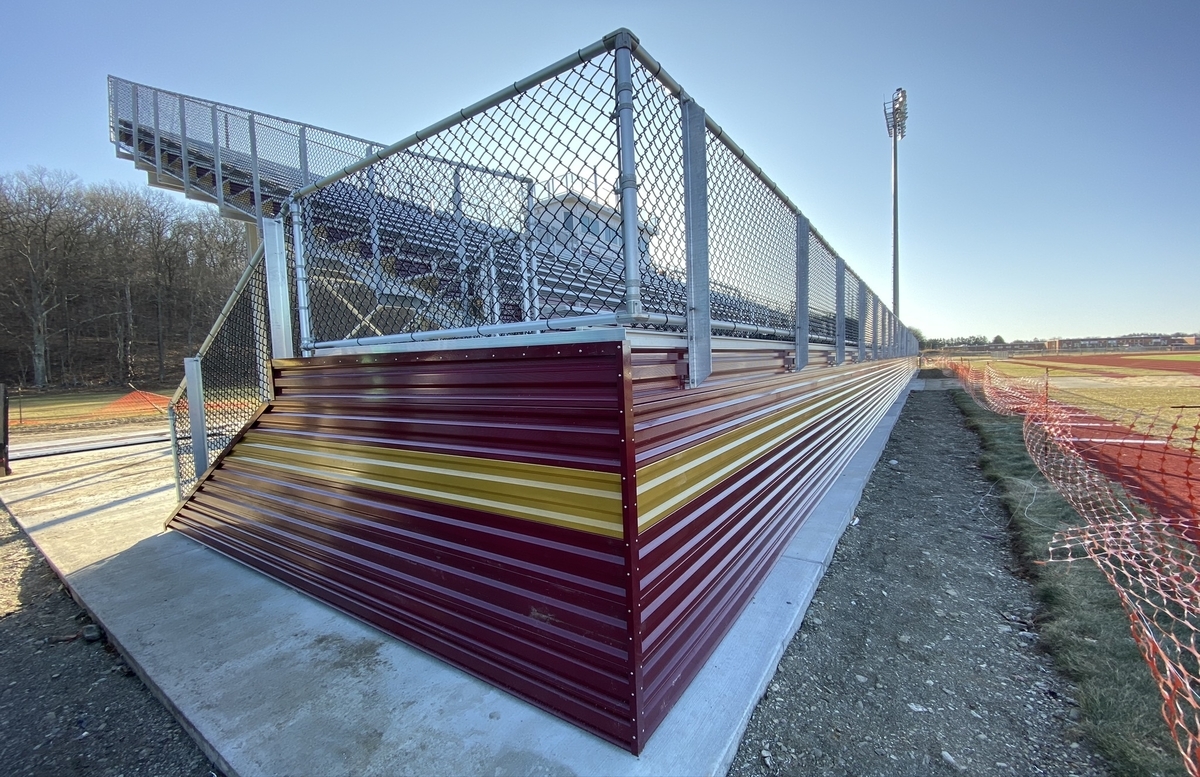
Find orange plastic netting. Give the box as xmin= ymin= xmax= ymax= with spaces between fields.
xmin=942 ymin=359 xmax=1200 ymax=774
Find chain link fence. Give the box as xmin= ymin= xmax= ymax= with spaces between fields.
xmin=111 ymin=30 xmax=919 ymax=497
xmin=284 ymin=32 xmax=914 ymax=355
xmin=167 ymin=250 xmax=272 ymax=497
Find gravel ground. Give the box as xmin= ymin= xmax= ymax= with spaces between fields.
xmin=0 ymin=451 xmax=217 ymax=776
xmin=729 ymin=388 xmax=1110 ymax=776
xmin=0 ymin=387 xmax=1111 ymax=775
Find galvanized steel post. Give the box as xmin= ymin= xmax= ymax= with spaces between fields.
xmin=871 ymin=293 xmax=880 ymax=361
xmin=857 ymin=280 xmax=867 ymax=364
xmin=131 ymin=85 xmax=140 ymax=161
xmin=263 ymin=218 xmax=294 ymax=359
xmin=290 ymin=202 xmax=313 ymax=356
xmin=167 ymin=404 xmax=182 ymax=501
xmin=795 ymin=215 xmax=811 ymax=371
xmin=183 ymin=357 xmax=209 ymax=476
xmin=298 ymin=125 xmax=311 ymax=185
xmin=178 ymin=94 xmax=191 ymax=196
xmin=835 ymin=257 xmax=846 ymax=365
xmin=613 ymin=32 xmax=643 ymax=317
xmin=681 ymin=95 xmax=711 ymax=388
xmin=249 ymin=113 xmax=263 ymax=231
xmin=152 ymin=91 xmax=162 ymax=181
xmin=211 ymin=104 xmax=225 ymax=212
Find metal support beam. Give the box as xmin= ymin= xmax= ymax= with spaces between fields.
xmin=795 ymin=215 xmax=810 ymax=371
xmin=263 ymin=218 xmax=294 ymax=359
xmin=184 ymin=357 xmax=209 ymax=476
xmin=613 ymin=32 xmax=643 ymax=317
xmin=835 ymin=257 xmax=846 ymax=365
xmin=682 ymin=96 xmax=711 ymax=388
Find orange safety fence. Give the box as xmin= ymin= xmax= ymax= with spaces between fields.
xmin=8 ymin=390 xmax=170 ymax=428
xmin=941 ymin=359 xmax=1200 ymax=774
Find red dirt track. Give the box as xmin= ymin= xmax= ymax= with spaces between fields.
xmin=1041 ymin=403 xmax=1198 ymax=535
xmin=1024 ymin=353 xmax=1200 ymax=377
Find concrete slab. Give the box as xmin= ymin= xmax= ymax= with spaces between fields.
xmin=0 ymin=382 xmax=913 ymax=777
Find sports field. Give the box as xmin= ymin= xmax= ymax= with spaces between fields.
xmin=982 ymin=352 xmax=1200 ymax=418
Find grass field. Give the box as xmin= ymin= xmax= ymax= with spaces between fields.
xmin=952 ymin=355 xmax=1200 ymax=439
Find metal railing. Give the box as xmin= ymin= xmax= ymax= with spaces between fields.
xmin=278 ymin=30 xmax=917 ymax=373
xmin=112 ymin=28 xmax=920 ymax=498
xmin=166 ymin=245 xmax=272 ymax=498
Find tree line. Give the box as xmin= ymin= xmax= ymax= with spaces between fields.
xmin=0 ymin=168 xmax=249 ymax=389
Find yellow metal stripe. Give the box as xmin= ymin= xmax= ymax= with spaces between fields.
xmin=635 ymin=378 xmax=875 ymax=532
xmin=227 ymin=432 xmax=624 ymax=538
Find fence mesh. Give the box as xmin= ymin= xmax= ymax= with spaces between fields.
xmin=705 ymin=132 xmax=797 ymax=338
xmin=169 ymin=257 xmax=271 ymax=495
xmin=944 ymin=359 xmax=1200 ymax=775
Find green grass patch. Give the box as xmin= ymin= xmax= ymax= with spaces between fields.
xmin=1127 ymin=354 xmax=1200 ymax=363
xmin=952 ymin=390 xmax=1186 ymax=776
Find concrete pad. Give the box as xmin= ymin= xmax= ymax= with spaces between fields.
xmin=0 ymin=383 xmax=913 ymax=777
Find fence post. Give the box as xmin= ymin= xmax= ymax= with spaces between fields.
xmin=873 ymin=294 xmax=883 ymax=362
xmin=613 ymin=31 xmax=643 ymax=317
xmin=522 ymin=182 xmax=541 ymax=322
xmin=167 ymin=404 xmax=183 ymax=501
xmin=263 ymin=218 xmax=295 ymax=360
xmin=795 ymin=214 xmax=811 ymax=371
xmin=290 ymin=202 xmax=314 ymax=357
xmin=857 ymin=279 xmax=867 ymax=364
xmin=179 ymin=94 xmax=191 ymax=196
xmin=249 ymin=113 xmax=263 ymax=232
xmin=681 ymin=96 xmax=711 ymax=388
xmin=298 ymin=125 xmax=311 ymax=185
xmin=1 ymin=383 xmax=9 ymax=477
xmin=211 ymin=104 xmax=225 ymax=212
xmin=835 ymin=257 xmax=846 ymax=365
xmin=131 ymin=85 xmax=141 ymax=161
xmin=184 ymin=358 xmax=209 ymax=476
xmin=152 ymin=90 xmax=162 ymax=182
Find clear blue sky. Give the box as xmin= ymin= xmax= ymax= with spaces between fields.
xmin=3 ymin=1 xmax=1196 ymax=341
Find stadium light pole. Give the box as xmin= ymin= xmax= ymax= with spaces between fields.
xmin=884 ymin=87 xmax=907 ymax=317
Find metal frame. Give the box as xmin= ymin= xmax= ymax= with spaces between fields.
xmin=263 ymin=218 xmax=294 ymax=359
xmin=183 ymin=357 xmax=208 ymax=475
xmin=682 ymin=95 xmax=711 ymax=388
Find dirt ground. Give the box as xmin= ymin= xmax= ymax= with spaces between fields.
xmin=0 ymin=501 xmax=217 ymax=776
xmin=729 ymin=388 xmax=1109 ymax=776
xmin=0 ymin=387 xmax=1114 ymax=775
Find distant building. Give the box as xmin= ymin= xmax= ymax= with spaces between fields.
xmin=1044 ymin=334 xmax=1197 ymax=351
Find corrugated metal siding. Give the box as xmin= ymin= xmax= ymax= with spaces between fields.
xmin=168 ymin=343 xmax=640 ymax=748
xmin=631 ymin=355 xmax=915 ymax=739
xmin=169 ymin=336 xmax=914 ymax=754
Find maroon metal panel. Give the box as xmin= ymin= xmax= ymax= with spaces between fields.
xmin=169 ymin=342 xmax=639 ymax=749
xmin=169 ymin=336 xmax=913 ymax=754
xmin=632 ymin=357 xmax=914 ymax=738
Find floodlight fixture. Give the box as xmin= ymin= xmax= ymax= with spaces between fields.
xmin=884 ymin=87 xmax=907 ymax=316
xmin=884 ymin=88 xmax=907 ymax=140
